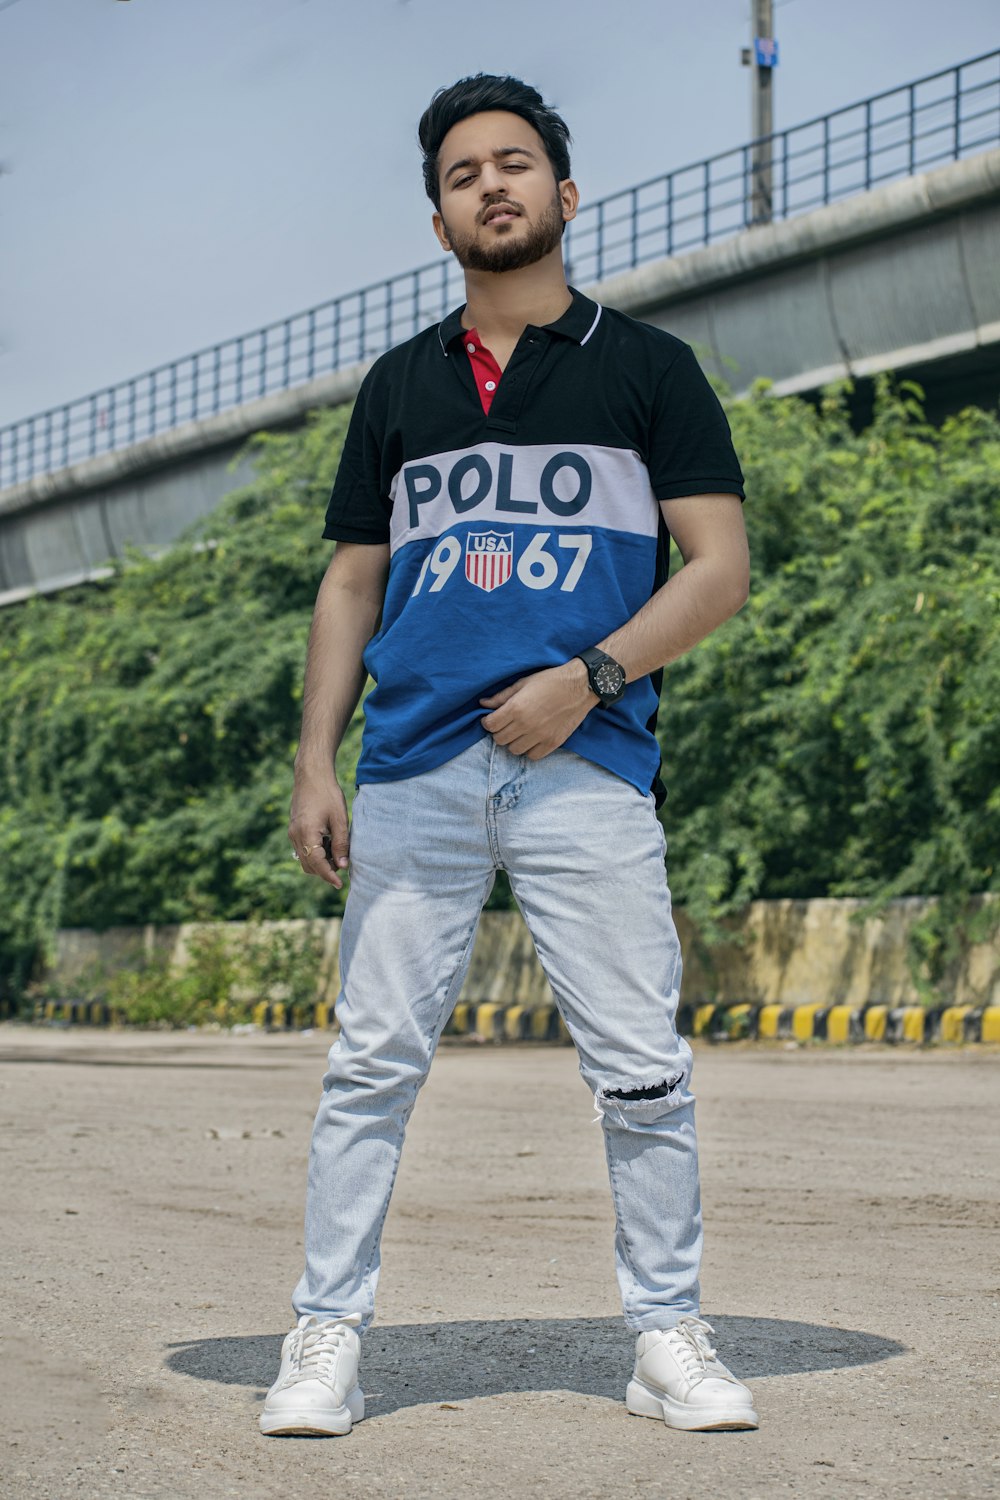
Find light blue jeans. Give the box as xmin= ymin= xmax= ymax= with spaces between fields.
xmin=292 ymin=734 xmax=702 ymax=1334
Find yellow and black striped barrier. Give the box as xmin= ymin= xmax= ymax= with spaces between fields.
xmin=35 ymin=998 xmax=115 ymax=1025
xmin=677 ymin=1001 xmax=998 ymax=1045
xmin=440 ymin=1000 xmax=997 ymax=1045
xmin=14 ymin=996 xmax=1000 ymax=1043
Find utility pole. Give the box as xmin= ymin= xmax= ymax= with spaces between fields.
xmin=742 ymin=0 xmax=778 ymax=225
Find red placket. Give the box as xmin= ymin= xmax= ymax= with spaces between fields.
xmin=461 ymin=327 xmax=503 ymax=414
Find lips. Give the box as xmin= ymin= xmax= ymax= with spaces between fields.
xmin=482 ymin=204 xmax=521 ymax=225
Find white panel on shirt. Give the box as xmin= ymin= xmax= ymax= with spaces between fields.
xmin=388 ymin=441 xmax=659 ymax=556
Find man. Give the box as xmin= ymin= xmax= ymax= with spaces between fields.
xmin=260 ymin=74 xmax=756 ymax=1437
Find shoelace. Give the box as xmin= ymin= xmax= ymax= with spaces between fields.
xmin=283 ymin=1317 xmax=353 ymax=1388
xmin=661 ymin=1316 xmax=739 ymax=1385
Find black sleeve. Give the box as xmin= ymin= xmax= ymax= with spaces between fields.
xmin=321 ymin=373 xmax=391 ymax=543
xmin=647 ymin=343 xmax=745 ymax=502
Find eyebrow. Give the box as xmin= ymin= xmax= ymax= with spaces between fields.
xmin=443 ymin=144 xmax=538 ymax=183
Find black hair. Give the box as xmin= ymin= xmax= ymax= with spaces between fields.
xmin=418 ymin=73 xmax=572 ymax=211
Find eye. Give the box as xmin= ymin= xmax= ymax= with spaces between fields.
xmin=454 ymin=174 xmax=475 ymax=187
xmin=505 ymin=162 xmax=527 ymax=170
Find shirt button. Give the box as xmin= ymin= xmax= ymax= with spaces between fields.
xmin=467 ymin=343 xmax=476 ymax=353
xmin=485 ymin=380 xmax=496 ymax=392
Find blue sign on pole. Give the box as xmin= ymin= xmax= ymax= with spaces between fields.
xmin=754 ymin=36 xmax=779 ymax=67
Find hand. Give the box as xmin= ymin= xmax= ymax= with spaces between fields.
xmin=479 ymin=660 xmax=600 ymax=759
xmin=288 ymin=771 xmax=351 ymax=889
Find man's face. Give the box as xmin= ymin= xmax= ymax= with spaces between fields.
xmin=432 ymin=110 xmax=578 ymax=274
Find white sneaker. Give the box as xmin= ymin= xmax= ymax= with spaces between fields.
xmin=259 ymin=1313 xmax=365 ymax=1436
xmin=626 ymin=1315 xmax=759 ymax=1431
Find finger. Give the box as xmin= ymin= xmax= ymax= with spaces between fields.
xmin=291 ymin=806 xmax=350 ymax=869
xmin=291 ymin=826 xmax=346 ymax=888
xmin=289 ymin=824 xmax=332 ymax=856
xmin=486 ymin=724 xmax=518 ymax=746
xmin=481 ymin=703 xmax=513 ymax=729
xmin=508 ymin=736 xmax=539 ymax=756
xmin=300 ymin=840 xmax=346 ymax=890
xmin=327 ymin=818 xmax=351 ymax=872
xmin=479 ymin=684 xmax=519 ymax=705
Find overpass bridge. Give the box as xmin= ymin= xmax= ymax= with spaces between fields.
xmin=1 ymin=50 xmax=998 ymax=607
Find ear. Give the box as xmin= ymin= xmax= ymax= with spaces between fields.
xmin=559 ymin=177 xmax=580 ymax=227
xmin=432 ymin=210 xmax=451 ymax=252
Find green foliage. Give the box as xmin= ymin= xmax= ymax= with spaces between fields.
xmin=103 ymin=932 xmax=242 ymax=1029
xmin=107 ymin=922 xmax=326 ymax=1028
xmin=0 ymin=406 xmax=362 ymax=995
xmin=665 ymin=376 xmax=1000 ymax=982
xmin=37 ymin=921 xmax=328 ymax=1028
xmin=1 ymin=377 xmax=998 ymax=1004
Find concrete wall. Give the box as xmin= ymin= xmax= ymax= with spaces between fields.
xmin=49 ymin=894 xmax=1000 ymax=1011
xmin=592 ymin=148 xmax=1000 ymax=400
xmin=0 ymin=364 xmax=372 ymax=605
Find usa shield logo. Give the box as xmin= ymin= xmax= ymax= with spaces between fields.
xmin=465 ymin=529 xmax=514 ymax=592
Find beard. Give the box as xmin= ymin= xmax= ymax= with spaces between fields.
xmin=441 ymin=189 xmax=566 ymax=273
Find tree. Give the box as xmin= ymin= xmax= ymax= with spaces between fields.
xmin=1 ymin=378 xmax=997 ymax=1001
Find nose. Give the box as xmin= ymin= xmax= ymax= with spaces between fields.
xmin=479 ymin=162 xmax=507 ymax=198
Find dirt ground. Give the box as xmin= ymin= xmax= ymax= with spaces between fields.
xmin=1 ymin=1025 xmax=998 ymax=1500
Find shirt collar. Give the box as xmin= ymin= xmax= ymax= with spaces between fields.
xmin=437 ymin=285 xmax=602 ymax=355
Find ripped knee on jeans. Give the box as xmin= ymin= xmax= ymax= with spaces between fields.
xmin=591 ymin=1070 xmax=689 ymax=1125
xmin=603 ymin=1077 xmax=683 ymax=1101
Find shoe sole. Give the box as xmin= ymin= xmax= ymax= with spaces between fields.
xmin=259 ymin=1384 xmax=365 ymax=1436
xmin=626 ymin=1377 xmax=758 ymax=1432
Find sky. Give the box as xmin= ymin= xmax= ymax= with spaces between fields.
xmin=1 ymin=0 xmax=998 ymax=425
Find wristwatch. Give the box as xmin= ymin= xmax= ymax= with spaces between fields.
xmin=574 ymin=646 xmax=626 ymax=710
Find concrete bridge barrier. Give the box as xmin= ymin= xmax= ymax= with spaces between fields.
xmin=3 ymin=149 xmax=999 ymax=608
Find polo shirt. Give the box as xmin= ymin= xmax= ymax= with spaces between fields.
xmin=322 ymin=286 xmax=745 ymax=806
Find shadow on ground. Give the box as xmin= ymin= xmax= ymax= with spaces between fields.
xmin=165 ymin=1316 xmax=905 ymax=1416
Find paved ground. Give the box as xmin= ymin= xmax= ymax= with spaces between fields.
xmin=1 ymin=1026 xmax=998 ymax=1500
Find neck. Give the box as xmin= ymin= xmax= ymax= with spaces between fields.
xmin=460 ymin=249 xmax=572 ymax=339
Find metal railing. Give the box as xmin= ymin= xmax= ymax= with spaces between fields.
xmin=2 ymin=47 xmax=998 ymax=490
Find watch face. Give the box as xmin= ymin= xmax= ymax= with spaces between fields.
xmin=594 ymin=662 xmax=625 ymax=696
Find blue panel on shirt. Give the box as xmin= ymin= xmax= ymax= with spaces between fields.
xmin=356 ymin=438 xmax=661 ymax=797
